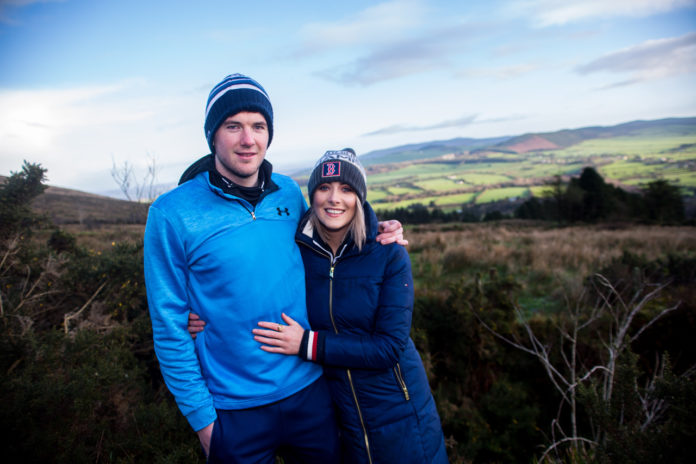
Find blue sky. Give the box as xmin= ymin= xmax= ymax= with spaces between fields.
xmin=1 ymin=0 xmax=695 ymax=195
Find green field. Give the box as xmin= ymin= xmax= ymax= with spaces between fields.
xmin=433 ymin=192 xmax=477 ymax=206
xmin=387 ymin=185 xmax=422 ymax=195
xmin=477 ymin=187 xmax=530 ymax=203
xmin=288 ymin=121 xmax=695 ymax=211
xmin=414 ymin=177 xmax=468 ymax=191
xmin=359 ymin=132 xmax=695 ymax=210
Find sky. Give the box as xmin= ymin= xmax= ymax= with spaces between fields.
xmin=1 ymin=0 xmax=695 ymax=196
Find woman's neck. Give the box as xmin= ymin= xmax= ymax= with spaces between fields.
xmin=325 ymin=230 xmax=347 ymax=255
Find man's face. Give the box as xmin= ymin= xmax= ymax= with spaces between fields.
xmin=213 ymin=111 xmax=269 ymax=187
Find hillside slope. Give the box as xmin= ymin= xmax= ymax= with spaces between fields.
xmin=33 ymin=184 xmax=149 ymax=225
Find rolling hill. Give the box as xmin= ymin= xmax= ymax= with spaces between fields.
xmin=4 ymin=116 xmax=694 ymax=225
xmin=26 ymin=182 xmax=149 ymax=225
xmin=317 ymin=116 xmax=696 ymax=213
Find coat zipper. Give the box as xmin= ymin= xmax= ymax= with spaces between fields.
xmin=394 ymin=363 xmax=410 ymax=401
xmin=328 ymin=260 xmax=373 ymax=464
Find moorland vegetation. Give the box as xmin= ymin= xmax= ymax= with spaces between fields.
xmin=1 ymin=161 xmax=694 ymax=463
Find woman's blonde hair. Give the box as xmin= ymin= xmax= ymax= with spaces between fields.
xmin=309 ymin=198 xmax=366 ymax=252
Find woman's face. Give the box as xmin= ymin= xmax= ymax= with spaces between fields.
xmin=312 ymin=182 xmax=357 ymax=233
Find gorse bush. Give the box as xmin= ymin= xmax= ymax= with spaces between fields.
xmin=1 ymin=162 xmax=694 ymax=463
xmin=0 ymin=161 xmax=47 ymax=240
xmin=0 ymin=163 xmax=202 ymax=463
xmin=408 ymin=226 xmax=695 ymax=463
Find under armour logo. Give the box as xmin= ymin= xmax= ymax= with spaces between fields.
xmin=277 ymin=207 xmax=290 ymax=216
xmin=322 ymin=161 xmax=340 ymax=177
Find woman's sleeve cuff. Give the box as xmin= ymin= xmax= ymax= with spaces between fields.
xmin=299 ymin=330 xmax=323 ymax=362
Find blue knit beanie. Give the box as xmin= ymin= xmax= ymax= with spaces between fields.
xmin=204 ymin=73 xmax=274 ymax=152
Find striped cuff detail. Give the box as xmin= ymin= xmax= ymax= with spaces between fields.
xmin=299 ymin=330 xmax=323 ymax=362
xmin=306 ymin=330 xmax=317 ymax=361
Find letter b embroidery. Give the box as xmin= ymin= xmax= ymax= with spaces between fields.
xmin=322 ymin=161 xmax=340 ymax=177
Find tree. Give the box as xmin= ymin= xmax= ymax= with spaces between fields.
xmin=110 ymin=153 xmax=161 ymax=202
xmin=642 ymin=179 xmax=684 ymax=224
xmin=576 ymin=167 xmax=610 ymax=221
xmin=0 ymin=161 xmax=47 ymax=240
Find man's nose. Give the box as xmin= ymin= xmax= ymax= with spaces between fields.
xmin=240 ymin=127 xmax=255 ymax=145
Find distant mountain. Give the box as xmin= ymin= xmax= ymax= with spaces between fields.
xmin=359 ymin=136 xmax=513 ymax=165
xmin=491 ymin=117 xmax=696 ymax=154
xmin=358 ymin=117 xmax=696 ymax=163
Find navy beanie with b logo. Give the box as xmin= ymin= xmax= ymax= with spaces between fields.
xmin=307 ymin=148 xmax=368 ymax=205
xmin=204 ymin=73 xmax=274 ymax=152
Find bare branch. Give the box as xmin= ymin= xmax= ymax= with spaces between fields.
xmin=539 ymin=436 xmax=598 ymax=462
xmin=63 ymin=281 xmax=108 ymax=333
xmin=629 ymin=301 xmax=680 ymax=344
xmin=111 ymin=153 xmax=161 ymax=202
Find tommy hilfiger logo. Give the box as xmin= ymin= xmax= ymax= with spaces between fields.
xmin=277 ymin=207 xmax=290 ymax=216
xmin=322 ymin=161 xmax=341 ymax=177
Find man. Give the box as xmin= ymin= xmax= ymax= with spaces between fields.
xmin=144 ymin=74 xmax=403 ymax=463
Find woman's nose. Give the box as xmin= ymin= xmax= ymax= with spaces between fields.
xmin=327 ymin=188 xmax=339 ymax=203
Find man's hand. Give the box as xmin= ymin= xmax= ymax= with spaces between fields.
xmin=253 ymin=313 xmax=305 ymax=355
xmin=188 ymin=312 xmax=206 ymax=339
xmin=376 ymin=219 xmax=408 ymax=246
xmin=197 ymin=422 xmax=214 ymax=457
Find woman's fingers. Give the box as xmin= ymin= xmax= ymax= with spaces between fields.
xmin=254 ymin=334 xmax=283 ymax=345
xmin=253 ymin=328 xmax=283 ymax=339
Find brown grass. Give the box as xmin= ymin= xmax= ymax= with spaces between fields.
xmin=408 ymin=222 xmax=696 ymax=287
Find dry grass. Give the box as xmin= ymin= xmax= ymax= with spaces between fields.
xmin=63 ymin=224 xmax=146 ymax=251
xmin=408 ymin=222 xmax=696 ymax=290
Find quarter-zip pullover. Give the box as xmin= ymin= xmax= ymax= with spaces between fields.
xmin=144 ymin=168 xmax=321 ymax=432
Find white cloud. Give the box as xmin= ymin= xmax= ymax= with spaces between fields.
xmin=0 ymin=80 xmax=206 ymax=192
xmin=508 ymin=0 xmax=696 ymax=27
xmin=0 ymin=83 xmax=151 ymax=153
xmin=297 ymin=0 xmax=428 ymax=54
xmin=313 ymin=23 xmax=478 ymax=86
xmin=365 ymin=114 xmax=478 ymax=136
xmin=577 ymin=32 xmax=696 ymax=84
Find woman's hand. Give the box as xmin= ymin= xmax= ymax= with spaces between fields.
xmin=253 ymin=313 xmax=305 ymax=355
xmin=376 ymin=219 xmax=408 ymax=246
xmin=188 ymin=312 xmax=206 ymax=339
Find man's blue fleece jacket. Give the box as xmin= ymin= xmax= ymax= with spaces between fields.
xmin=144 ymin=170 xmax=321 ymax=431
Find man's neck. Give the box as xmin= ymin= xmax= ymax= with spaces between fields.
xmin=217 ymin=171 xmax=259 ymax=188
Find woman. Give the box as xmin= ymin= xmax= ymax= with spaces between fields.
xmin=252 ymin=149 xmax=448 ymax=464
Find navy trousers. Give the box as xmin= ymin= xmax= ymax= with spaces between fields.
xmin=207 ymin=377 xmax=340 ymax=463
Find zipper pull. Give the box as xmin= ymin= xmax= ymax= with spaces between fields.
xmin=251 ymin=211 xmax=256 ymax=220
xmin=330 ymin=266 xmax=334 ymax=278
